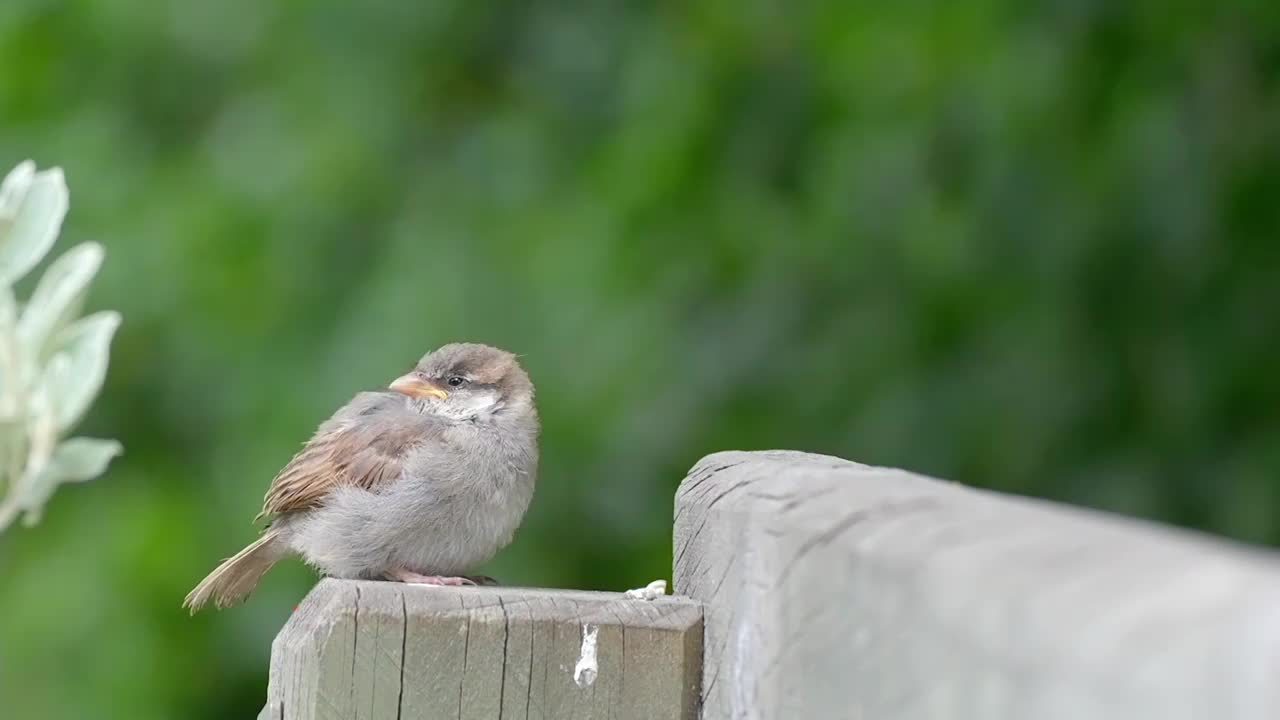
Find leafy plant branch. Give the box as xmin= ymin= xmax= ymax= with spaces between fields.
xmin=0 ymin=160 xmax=121 ymax=532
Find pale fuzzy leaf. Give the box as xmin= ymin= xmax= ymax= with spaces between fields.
xmin=21 ymin=437 xmax=122 ymax=526
xmin=18 ymin=242 xmax=105 ymax=362
xmin=0 ymin=284 xmax=17 ymax=417
xmin=20 ymin=501 xmax=45 ymax=528
xmin=43 ymin=310 xmax=121 ymax=431
xmin=41 ymin=437 xmax=121 ymax=484
xmin=0 ymin=160 xmax=35 ymax=219
xmin=0 ymin=167 xmax=67 ymax=285
xmin=0 ymin=283 xmax=14 ymax=327
xmin=16 ymin=388 xmax=60 ymax=526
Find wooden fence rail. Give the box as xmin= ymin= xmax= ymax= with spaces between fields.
xmin=264 ymin=450 xmax=1280 ymax=719
xmin=676 ymin=450 xmax=1280 ymax=720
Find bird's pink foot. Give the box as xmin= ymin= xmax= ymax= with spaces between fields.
xmin=387 ymin=569 xmax=476 ymax=586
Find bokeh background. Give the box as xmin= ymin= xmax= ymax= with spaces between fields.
xmin=1 ymin=1 xmax=1278 ymax=717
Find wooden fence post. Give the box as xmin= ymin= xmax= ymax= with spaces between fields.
xmin=260 ymin=581 xmax=702 ymax=720
xmin=674 ymin=450 xmax=1280 ymax=720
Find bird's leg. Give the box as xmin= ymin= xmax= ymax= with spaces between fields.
xmin=386 ymin=568 xmax=477 ymax=586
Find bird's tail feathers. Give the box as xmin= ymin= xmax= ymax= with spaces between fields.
xmin=183 ymin=530 xmax=286 ymax=613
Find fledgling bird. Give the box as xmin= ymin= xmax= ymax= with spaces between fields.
xmin=184 ymin=343 xmax=539 ymax=612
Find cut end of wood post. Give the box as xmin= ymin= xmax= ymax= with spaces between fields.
xmin=263 ymin=580 xmax=703 ymax=720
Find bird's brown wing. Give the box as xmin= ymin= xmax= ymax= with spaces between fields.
xmin=255 ymin=418 xmax=426 ymax=522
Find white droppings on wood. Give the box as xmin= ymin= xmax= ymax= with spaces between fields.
xmin=625 ymin=579 xmax=667 ymax=600
xmin=573 ymin=623 xmax=599 ymax=688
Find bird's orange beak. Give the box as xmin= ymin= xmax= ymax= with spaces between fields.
xmin=389 ymin=373 xmax=449 ymax=400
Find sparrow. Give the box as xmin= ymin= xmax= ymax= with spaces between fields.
xmin=184 ymin=343 xmax=539 ymax=612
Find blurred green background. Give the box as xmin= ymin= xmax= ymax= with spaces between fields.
xmin=1 ymin=1 xmax=1278 ymax=717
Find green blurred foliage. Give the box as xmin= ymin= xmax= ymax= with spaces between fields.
xmin=0 ymin=1 xmax=1277 ymax=717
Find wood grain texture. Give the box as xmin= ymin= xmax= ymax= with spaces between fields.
xmin=674 ymin=450 xmax=1280 ymax=720
xmin=263 ymin=580 xmax=702 ymax=720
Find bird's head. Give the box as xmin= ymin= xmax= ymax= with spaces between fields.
xmin=389 ymin=343 xmax=535 ymax=422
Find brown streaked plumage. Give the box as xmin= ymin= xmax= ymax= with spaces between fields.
xmin=256 ymin=419 xmax=434 ymax=521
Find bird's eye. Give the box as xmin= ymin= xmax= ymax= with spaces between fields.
xmin=446 ymin=375 xmax=468 ymax=388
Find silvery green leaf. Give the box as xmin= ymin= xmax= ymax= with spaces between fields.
xmin=15 ymin=387 xmax=60 ymax=526
xmin=46 ymin=437 xmax=121 ymax=481
xmin=42 ymin=310 xmax=121 ymax=431
xmin=0 ymin=160 xmax=35 ymax=220
xmin=0 ymin=166 xmax=67 ymax=285
xmin=0 ymin=284 xmax=17 ymax=418
xmin=20 ymin=436 xmax=122 ymax=526
xmin=0 ymin=282 xmax=14 ymax=327
xmin=17 ymin=242 xmax=105 ymax=362
xmin=0 ymin=281 xmax=15 ymax=349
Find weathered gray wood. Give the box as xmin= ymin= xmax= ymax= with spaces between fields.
xmin=675 ymin=450 xmax=1280 ymax=720
xmin=264 ymin=580 xmax=702 ymax=720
